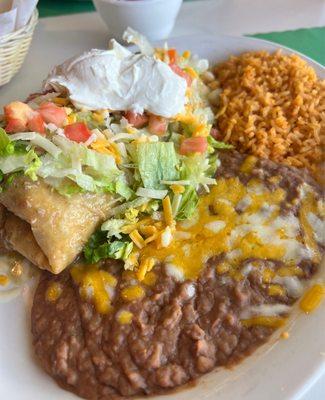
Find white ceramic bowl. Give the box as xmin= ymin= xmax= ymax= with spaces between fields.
xmin=93 ymin=0 xmax=183 ymax=42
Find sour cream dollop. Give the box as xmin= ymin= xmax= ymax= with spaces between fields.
xmin=43 ymin=40 xmax=187 ymax=118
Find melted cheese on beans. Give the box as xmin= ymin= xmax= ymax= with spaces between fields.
xmin=141 ymin=176 xmax=322 ymax=280
xmin=69 ymin=157 xmax=323 ymax=315
xmin=71 ymin=265 xmax=117 ymax=313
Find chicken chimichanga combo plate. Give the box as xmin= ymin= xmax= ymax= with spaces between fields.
xmin=0 ymin=29 xmax=324 ymax=400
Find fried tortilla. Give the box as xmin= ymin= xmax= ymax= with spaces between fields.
xmin=0 ymin=177 xmax=114 ymax=274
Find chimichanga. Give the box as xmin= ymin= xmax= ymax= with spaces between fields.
xmin=0 ymin=177 xmax=114 ymax=274
xmin=3 ymin=212 xmax=51 ymax=270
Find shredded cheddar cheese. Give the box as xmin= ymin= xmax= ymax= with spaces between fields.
xmin=46 ymin=282 xmax=62 ymax=302
xmin=300 ymin=284 xmax=325 ymax=313
xmin=71 ymin=265 xmax=115 ymax=314
xmin=174 ymin=113 xmax=209 ymax=138
xmin=241 ymin=316 xmax=288 ymax=328
xmin=182 ymin=50 xmax=191 ymax=59
xmin=240 ymin=155 xmax=257 ymax=173
xmin=277 ymin=266 xmax=303 ymax=277
xmin=162 ymin=195 xmax=174 ymax=227
xmin=0 ymin=274 xmax=9 ymax=286
xmin=121 ymin=285 xmax=145 ymax=302
xmin=90 ymin=139 xmax=121 ymax=164
xmin=130 ymin=230 xmax=146 ymax=249
xmin=171 ymin=184 xmax=185 ymax=194
xmin=92 ymin=111 xmax=105 ymax=123
xmin=139 ymin=225 xmax=157 ymax=237
xmin=216 ymin=262 xmax=230 ymax=275
xmin=136 ymin=257 xmax=155 ymax=281
xmin=299 ymin=193 xmax=321 ymax=263
xmin=67 ymin=113 xmax=77 ymax=124
xmin=268 ymin=284 xmax=286 ymax=297
xmin=142 ymin=271 xmax=157 ymax=286
xmin=184 ymin=67 xmax=198 ymax=79
xmin=117 ymin=310 xmax=133 ymax=325
xmin=281 ymin=331 xmax=290 ymax=339
xmin=262 ymin=268 xmax=276 ymax=283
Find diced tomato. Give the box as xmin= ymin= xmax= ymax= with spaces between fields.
xmin=179 ymin=137 xmax=208 ymax=155
xmin=124 ymin=111 xmax=149 ymax=128
xmin=64 ymin=122 xmax=91 ymax=143
xmin=4 ymin=101 xmax=45 ymax=134
xmin=27 ymin=112 xmax=45 ymax=134
xmin=4 ymin=101 xmax=31 ymax=132
xmin=167 ymin=49 xmax=177 ymax=64
xmin=148 ymin=115 xmax=168 ymax=135
xmin=38 ymin=102 xmax=67 ymax=127
xmin=5 ymin=117 xmax=26 ymax=133
xmin=169 ymin=64 xmax=193 ymax=87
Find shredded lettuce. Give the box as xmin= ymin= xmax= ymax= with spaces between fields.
xmin=180 ymin=153 xmax=216 ymax=188
xmin=207 ymin=153 xmax=220 ymax=178
xmin=51 ymin=179 xmax=83 ymax=197
xmin=107 ymin=197 xmax=149 ymax=218
xmin=37 ymin=136 xmax=122 ymax=193
xmin=101 ymin=219 xmax=126 ymax=240
xmin=207 ymin=135 xmax=233 ymax=149
xmin=136 ymin=187 xmax=168 ymax=199
xmin=0 ymin=148 xmax=42 ymax=181
xmin=0 ymin=171 xmax=23 ymax=191
xmin=0 ymin=154 xmax=30 ymax=174
xmin=9 ymin=132 xmax=61 ymax=158
xmin=131 ymin=142 xmax=179 ymax=189
xmin=176 ymin=186 xmax=198 ymax=220
xmin=24 ymin=149 xmax=42 ymax=181
xmin=171 ymin=193 xmax=182 ymax=217
xmin=75 ymin=111 xmax=105 ymax=130
xmin=84 ymin=230 xmax=133 ymax=264
xmin=0 ymin=132 xmax=125 ymax=194
xmin=0 ymin=128 xmax=15 ymax=156
xmin=115 ymin=176 xmax=134 ymax=200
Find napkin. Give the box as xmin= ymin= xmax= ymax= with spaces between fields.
xmin=0 ymin=0 xmax=38 ymax=37
xmin=13 ymin=0 xmax=38 ymax=29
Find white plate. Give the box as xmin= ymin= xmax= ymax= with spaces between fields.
xmin=0 ymin=33 xmax=324 ymax=400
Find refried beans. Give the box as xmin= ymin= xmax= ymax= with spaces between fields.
xmin=31 ymin=151 xmax=324 ymax=400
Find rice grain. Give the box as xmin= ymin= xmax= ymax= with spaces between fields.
xmin=212 ymin=50 xmax=325 ymax=175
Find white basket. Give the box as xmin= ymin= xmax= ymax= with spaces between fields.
xmin=0 ymin=9 xmax=38 ymax=86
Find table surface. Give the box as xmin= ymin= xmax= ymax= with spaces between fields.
xmin=1 ymin=0 xmax=324 ymax=398
xmin=37 ymin=0 xmax=325 ymax=66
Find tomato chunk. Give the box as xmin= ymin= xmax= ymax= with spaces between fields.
xmin=28 ymin=112 xmax=45 ymax=134
xmin=169 ymin=64 xmax=193 ymax=87
xmin=5 ymin=117 xmax=26 ymax=133
xmin=124 ymin=111 xmax=148 ymax=128
xmin=38 ymin=102 xmax=67 ymax=127
xmin=4 ymin=101 xmax=45 ymax=134
xmin=4 ymin=101 xmax=31 ymax=132
xmin=148 ymin=115 xmax=168 ymax=135
xmin=64 ymin=122 xmax=91 ymax=143
xmin=179 ymin=137 xmax=207 ymax=155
